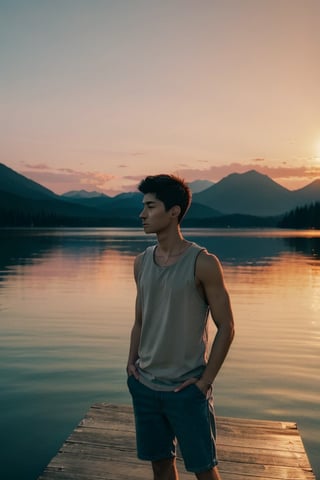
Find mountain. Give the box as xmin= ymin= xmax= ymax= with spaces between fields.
xmin=186 ymin=202 xmax=221 ymax=219
xmin=189 ymin=180 xmax=214 ymax=193
xmin=1 ymin=163 xmax=320 ymax=227
xmin=293 ymin=179 xmax=320 ymax=204
xmin=99 ymin=192 xmax=143 ymax=217
xmin=0 ymin=164 xmax=120 ymax=225
xmin=62 ymin=190 xmax=108 ymax=199
xmin=60 ymin=190 xmax=220 ymax=220
xmin=0 ymin=164 xmax=143 ymax=226
xmin=0 ymin=163 xmax=57 ymax=199
xmin=194 ymin=170 xmax=299 ymax=216
xmin=56 ymin=172 xmax=320 ymax=218
xmin=62 ymin=191 xmax=142 ymax=212
xmin=60 ymin=192 xmax=114 ymax=210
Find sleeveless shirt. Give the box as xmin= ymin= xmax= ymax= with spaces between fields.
xmin=136 ymin=242 xmax=210 ymax=391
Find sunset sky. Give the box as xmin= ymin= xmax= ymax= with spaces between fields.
xmin=1 ymin=0 xmax=320 ymax=195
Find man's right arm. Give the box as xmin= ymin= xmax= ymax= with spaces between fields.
xmin=126 ymin=254 xmax=143 ymax=379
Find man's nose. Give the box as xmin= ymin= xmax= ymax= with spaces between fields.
xmin=139 ymin=208 xmax=146 ymax=218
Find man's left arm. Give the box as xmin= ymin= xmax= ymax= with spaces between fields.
xmin=196 ymin=251 xmax=235 ymax=394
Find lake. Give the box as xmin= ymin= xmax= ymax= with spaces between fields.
xmin=0 ymin=228 xmax=319 ymax=480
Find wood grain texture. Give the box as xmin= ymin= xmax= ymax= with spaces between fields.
xmin=37 ymin=403 xmax=315 ymax=480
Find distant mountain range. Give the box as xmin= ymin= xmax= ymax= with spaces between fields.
xmin=194 ymin=170 xmax=320 ymax=216
xmin=1 ymin=162 xmax=320 ymax=227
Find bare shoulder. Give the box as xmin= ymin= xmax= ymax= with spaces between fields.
xmin=196 ymin=249 xmax=224 ymax=283
xmin=134 ymin=252 xmax=144 ymax=282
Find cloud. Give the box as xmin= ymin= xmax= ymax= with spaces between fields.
xmin=19 ymin=159 xmax=320 ymax=195
xmin=80 ymin=171 xmax=115 ymax=187
xmin=21 ymin=166 xmax=115 ymax=194
xmin=23 ymin=162 xmax=52 ymax=170
xmin=175 ymin=162 xmax=320 ymax=183
xmin=100 ymin=161 xmax=320 ymax=192
xmin=59 ymin=168 xmax=79 ymax=174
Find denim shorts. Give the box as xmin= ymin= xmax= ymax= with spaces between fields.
xmin=127 ymin=375 xmax=218 ymax=473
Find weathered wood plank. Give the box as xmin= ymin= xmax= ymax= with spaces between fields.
xmin=38 ymin=403 xmax=315 ymax=480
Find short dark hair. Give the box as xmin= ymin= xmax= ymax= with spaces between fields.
xmin=138 ymin=174 xmax=192 ymax=223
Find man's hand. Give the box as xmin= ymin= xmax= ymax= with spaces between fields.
xmin=174 ymin=377 xmax=212 ymax=396
xmin=173 ymin=377 xmax=197 ymax=392
xmin=127 ymin=363 xmax=139 ymax=379
xmin=195 ymin=378 xmax=212 ymax=396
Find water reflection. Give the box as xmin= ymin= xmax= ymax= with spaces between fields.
xmin=0 ymin=229 xmax=150 ymax=289
xmin=283 ymin=236 xmax=320 ymax=259
xmin=0 ymin=228 xmax=319 ymax=479
xmin=1 ymin=229 xmax=320 ymax=277
xmin=0 ymin=232 xmax=55 ymax=275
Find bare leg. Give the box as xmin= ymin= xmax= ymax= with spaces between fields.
xmin=195 ymin=465 xmax=222 ymax=480
xmin=152 ymin=457 xmax=179 ymax=480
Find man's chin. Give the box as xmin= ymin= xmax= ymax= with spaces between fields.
xmin=143 ymin=225 xmax=154 ymax=234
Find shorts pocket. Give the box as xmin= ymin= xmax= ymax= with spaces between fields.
xmin=189 ymin=383 xmax=208 ymax=399
xmin=127 ymin=374 xmax=137 ymax=391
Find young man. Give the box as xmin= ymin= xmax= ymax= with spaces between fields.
xmin=127 ymin=174 xmax=235 ymax=480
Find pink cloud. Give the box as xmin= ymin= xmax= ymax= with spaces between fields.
xmin=176 ymin=162 xmax=320 ymax=183
xmin=121 ymin=162 xmax=320 ymax=186
xmin=19 ymin=160 xmax=320 ymax=195
xmin=23 ymin=162 xmax=52 ymax=170
xmin=20 ymin=168 xmax=115 ymax=194
xmin=59 ymin=167 xmax=79 ymax=174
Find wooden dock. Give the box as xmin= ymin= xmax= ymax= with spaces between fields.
xmin=38 ymin=403 xmax=315 ymax=480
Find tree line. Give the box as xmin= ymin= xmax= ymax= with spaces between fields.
xmin=1 ymin=203 xmax=319 ymax=229
xmin=0 ymin=209 xmax=140 ymax=227
xmin=278 ymin=202 xmax=320 ymax=229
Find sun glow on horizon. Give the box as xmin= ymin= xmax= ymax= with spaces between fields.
xmin=314 ymin=138 xmax=320 ymax=163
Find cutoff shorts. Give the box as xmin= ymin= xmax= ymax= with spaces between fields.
xmin=127 ymin=375 xmax=218 ymax=473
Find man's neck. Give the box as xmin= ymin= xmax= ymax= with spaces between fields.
xmin=155 ymin=233 xmax=191 ymax=267
xmin=156 ymin=228 xmax=185 ymax=254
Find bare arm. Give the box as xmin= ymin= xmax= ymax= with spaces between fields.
xmin=196 ymin=251 xmax=235 ymax=392
xmin=175 ymin=250 xmax=235 ymax=393
xmin=126 ymin=253 xmax=143 ymax=379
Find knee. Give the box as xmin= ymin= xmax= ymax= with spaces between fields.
xmin=152 ymin=457 xmax=176 ymax=479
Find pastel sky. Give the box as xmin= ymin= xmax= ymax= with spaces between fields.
xmin=1 ymin=0 xmax=320 ymax=195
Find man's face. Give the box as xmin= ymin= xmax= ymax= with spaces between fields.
xmin=139 ymin=193 xmax=172 ymax=234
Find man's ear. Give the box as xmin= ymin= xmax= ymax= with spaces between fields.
xmin=170 ymin=206 xmax=181 ymax=218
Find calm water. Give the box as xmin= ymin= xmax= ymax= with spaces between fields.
xmin=0 ymin=228 xmax=319 ymax=480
